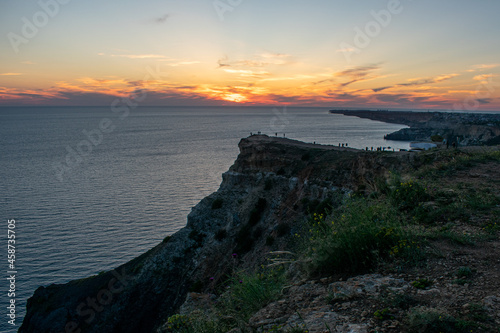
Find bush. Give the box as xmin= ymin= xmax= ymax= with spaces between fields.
xmin=431 ymin=135 xmax=444 ymax=142
xmin=217 ymin=268 xmax=285 ymax=322
xmin=160 ymin=312 xmax=230 ymax=333
xmin=390 ymin=180 xmax=429 ymax=212
xmin=189 ymin=230 xmax=205 ymax=248
xmin=456 ymin=266 xmax=473 ymax=278
xmin=411 ymin=278 xmax=433 ymax=289
xmin=406 ymin=307 xmax=474 ymax=333
xmin=304 ymin=199 xmax=415 ymax=275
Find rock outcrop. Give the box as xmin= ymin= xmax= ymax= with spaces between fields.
xmin=20 ymin=135 xmax=434 ymax=333
xmin=330 ymin=110 xmax=500 ymax=145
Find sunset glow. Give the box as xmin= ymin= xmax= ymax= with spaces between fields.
xmin=1 ymin=0 xmax=499 ymax=110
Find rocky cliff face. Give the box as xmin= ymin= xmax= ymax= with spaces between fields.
xmin=20 ymin=135 xmax=423 ymax=333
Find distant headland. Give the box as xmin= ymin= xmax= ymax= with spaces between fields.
xmin=330 ymin=109 xmax=500 ymax=145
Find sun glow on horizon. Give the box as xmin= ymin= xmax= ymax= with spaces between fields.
xmin=0 ymin=1 xmax=499 ymax=110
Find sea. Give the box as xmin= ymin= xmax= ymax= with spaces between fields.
xmin=0 ymin=106 xmax=411 ymax=331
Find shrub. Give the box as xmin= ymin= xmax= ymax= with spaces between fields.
xmin=189 ymin=230 xmax=205 ymax=248
xmin=374 ymin=308 xmax=395 ymax=320
xmin=305 ymin=199 xmax=415 ymax=275
xmin=456 ymin=266 xmax=473 ymax=278
xmin=390 ymin=180 xmax=429 ymax=211
xmin=217 ymin=268 xmax=285 ymax=323
xmin=431 ymin=135 xmax=444 ymax=142
xmin=406 ymin=307 xmax=474 ymax=333
xmin=160 ymin=312 xmax=230 ymax=333
xmin=211 ymin=198 xmax=223 ymax=210
xmin=411 ymin=278 xmax=433 ymax=289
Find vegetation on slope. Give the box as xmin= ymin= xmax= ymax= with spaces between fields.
xmin=160 ymin=147 xmax=500 ymax=333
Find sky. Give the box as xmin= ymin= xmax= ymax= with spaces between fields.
xmin=1 ymin=0 xmax=500 ymax=110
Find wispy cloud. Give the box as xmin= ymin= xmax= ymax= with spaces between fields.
xmin=373 ymin=73 xmax=459 ymax=92
xmin=168 ymin=61 xmax=201 ymax=67
xmin=473 ymin=74 xmax=498 ymax=82
xmin=222 ymin=69 xmax=270 ymax=77
xmin=141 ymin=14 xmax=170 ymax=25
xmin=467 ymin=64 xmax=500 ymax=72
xmin=334 ymin=63 xmax=382 ymax=87
xmin=336 ymin=47 xmax=356 ymax=53
xmin=476 ymin=98 xmax=493 ymax=104
xmin=153 ymin=14 xmax=169 ymax=24
xmin=98 ymin=53 xmax=168 ymax=59
xmin=217 ymin=53 xmax=292 ymax=68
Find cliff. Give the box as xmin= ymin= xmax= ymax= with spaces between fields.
xmin=329 ymin=110 xmax=500 ymax=145
xmin=20 ymin=136 xmax=418 ymax=333
xmin=20 ymin=136 xmax=500 ymax=332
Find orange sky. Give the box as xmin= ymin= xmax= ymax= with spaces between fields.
xmin=1 ymin=0 xmax=499 ymax=110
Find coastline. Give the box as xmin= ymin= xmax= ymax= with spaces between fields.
xmin=329 ymin=109 xmax=500 ymax=145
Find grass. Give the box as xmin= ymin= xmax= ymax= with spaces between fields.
xmin=217 ymin=267 xmax=286 ymax=322
xmin=411 ymin=278 xmax=433 ymax=290
xmin=405 ymin=307 xmax=477 ymax=333
xmin=303 ymin=198 xmax=420 ymax=276
xmin=163 ymin=147 xmax=500 ymax=332
xmin=161 ymin=267 xmax=285 ymax=333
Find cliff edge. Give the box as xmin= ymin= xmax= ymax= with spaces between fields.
xmin=20 ymin=135 xmax=500 ymax=332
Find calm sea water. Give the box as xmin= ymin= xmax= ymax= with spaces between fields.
xmin=0 ymin=106 xmax=409 ymax=331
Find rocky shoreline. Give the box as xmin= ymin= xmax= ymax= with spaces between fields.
xmin=329 ymin=110 xmax=500 ymax=145
xmin=20 ymin=135 xmax=500 ymax=333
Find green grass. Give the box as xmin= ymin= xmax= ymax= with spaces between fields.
xmin=217 ymin=268 xmax=285 ymax=322
xmin=405 ymin=307 xmax=477 ymax=333
xmin=411 ymin=278 xmax=433 ymax=289
xmin=162 ymin=268 xmax=285 ymax=332
xmin=303 ymin=198 xmax=419 ymax=276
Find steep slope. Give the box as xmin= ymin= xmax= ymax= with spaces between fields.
xmin=20 ymin=135 xmax=426 ymax=333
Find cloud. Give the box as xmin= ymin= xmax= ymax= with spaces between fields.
xmin=476 ymin=98 xmax=493 ymax=104
xmin=372 ymin=73 xmax=459 ymax=92
xmin=0 ymin=73 xmax=23 ymax=76
xmin=336 ymin=47 xmax=356 ymax=53
xmin=468 ymin=64 xmax=500 ymax=72
xmin=473 ymin=74 xmax=498 ymax=82
xmin=168 ymin=61 xmax=201 ymax=67
xmin=142 ymin=14 xmax=169 ymax=25
xmin=334 ymin=63 xmax=382 ymax=87
xmin=98 ymin=53 xmax=168 ymax=59
xmin=222 ymin=69 xmax=270 ymax=77
xmin=217 ymin=53 xmax=292 ymax=69
xmin=336 ymin=64 xmax=381 ymax=78
xmin=153 ymin=14 xmax=169 ymax=24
